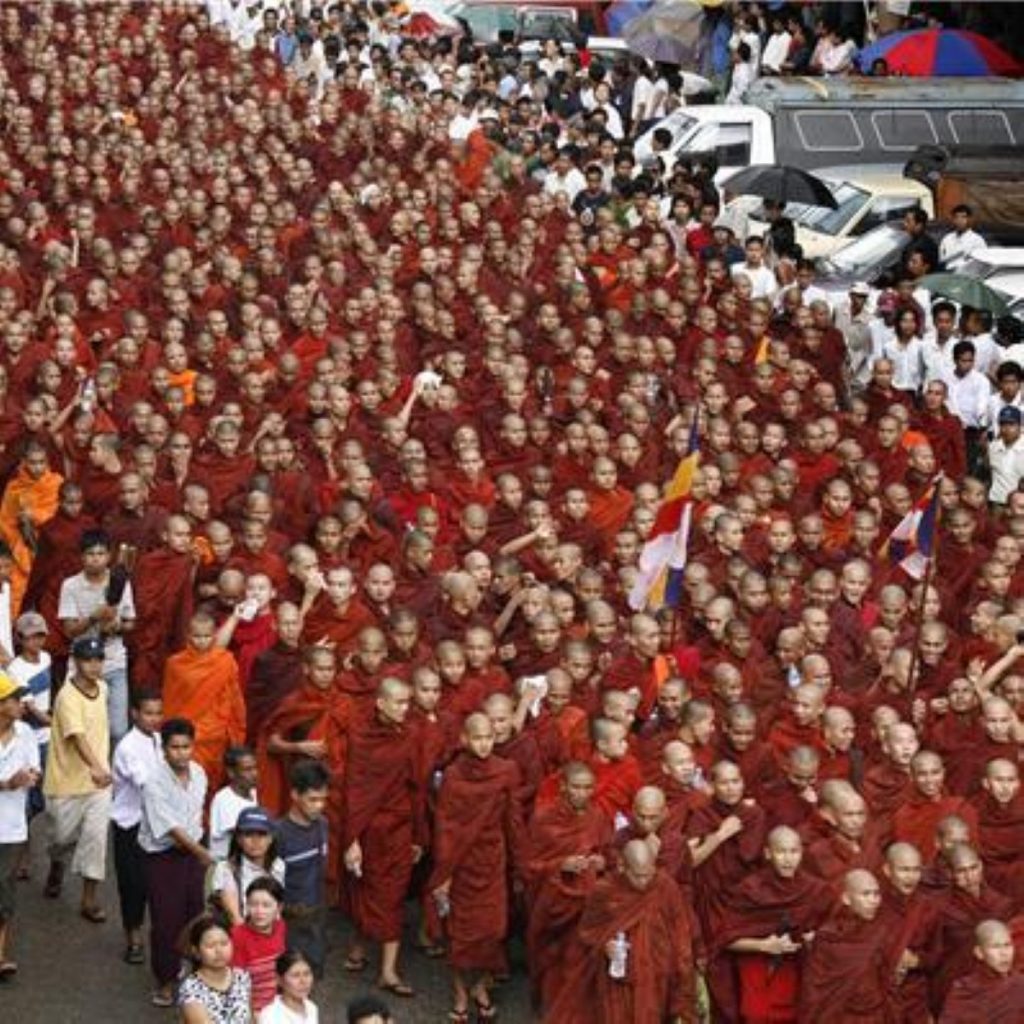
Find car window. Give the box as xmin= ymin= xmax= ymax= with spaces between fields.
xmin=788 ymin=182 xmax=870 ymax=237
xmin=856 ymin=196 xmax=923 ymax=235
xmin=825 ymin=225 xmax=903 ymax=276
xmin=687 ymin=123 xmax=752 ymax=168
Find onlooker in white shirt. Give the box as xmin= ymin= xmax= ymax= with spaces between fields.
xmin=939 ymin=204 xmax=987 ymax=267
xmin=882 ymin=307 xmax=927 ymax=393
xmin=988 ymin=406 xmax=1024 ymax=504
xmin=209 ymin=745 xmax=259 ymax=861
xmin=986 ymin=361 xmax=1024 ymax=432
xmin=762 ymin=19 xmax=793 ymax=74
xmin=730 ymin=236 xmax=778 ymax=299
xmin=946 ymin=341 xmax=991 ymax=429
xmin=110 ymin=692 xmax=163 ymax=964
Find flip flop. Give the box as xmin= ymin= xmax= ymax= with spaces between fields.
xmin=80 ymin=906 xmax=107 ymax=924
xmin=378 ymin=979 xmax=415 ymax=998
xmin=0 ymin=961 xmax=18 ymax=979
xmin=123 ymin=943 xmax=145 ymax=965
xmin=150 ymin=991 xmax=174 ymax=1008
xmin=343 ymin=953 xmax=369 ymax=972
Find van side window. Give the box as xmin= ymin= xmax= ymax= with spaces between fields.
xmin=948 ymin=110 xmax=1014 ymax=146
xmin=792 ymin=111 xmax=864 ymax=152
xmin=857 ymin=197 xmax=923 ymax=235
xmin=871 ymin=110 xmax=938 ymax=150
xmin=715 ymin=124 xmax=752 ymax=167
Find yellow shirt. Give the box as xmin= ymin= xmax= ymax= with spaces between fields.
xmin=44 ymin=679 xmax=110 ymax=797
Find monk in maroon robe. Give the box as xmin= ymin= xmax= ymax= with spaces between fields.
xmin=714 ymin=826 xmax=835 ymax=1024
xmin=940 ymin=919 xmax=1024 ymax=1023
xmin=340 ymin=678 xmax=425 ymax=998
xmin=862 ymin=721 xmax=919 ymax=844
xmin=245 ymin=602 xmax=304 ymax=744
xmin=546 ymin=839 xmax=696 ymax=1024
xmin=521 ymin=762 xmax=613 ymax=1010
xmin=972 ymin=758 xmax=1024 ymax=900
xmin=685 ymin=761 xmax=768 ymax=1021
xmin=127 ymin=514 xmax=195 ymax=690
xmin=799 ymin=869 xmax=898 ymax=1022
xmin=428 ymin=714 xmax=524 ymax=1020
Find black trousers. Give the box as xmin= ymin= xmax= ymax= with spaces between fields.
xmin=112 ymin=822 xmax=146 ymax=932
xmin=145 ymin=849 xmax=205 ymax=986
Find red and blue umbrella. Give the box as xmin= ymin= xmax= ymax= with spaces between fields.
xmin=857 ymin=28 xmax=1023 ymax=77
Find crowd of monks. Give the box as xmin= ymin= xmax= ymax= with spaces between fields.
xmin=1 ymin=2 xmax=1023 ymax=1021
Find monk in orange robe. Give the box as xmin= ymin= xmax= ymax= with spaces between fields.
xmin=0 ymin=442 xmax=62 ymax=616
xmin=161 ymin=612 xmax=245 ymax=793
xmin=546 ymin=838 xmax=696 ymax=1024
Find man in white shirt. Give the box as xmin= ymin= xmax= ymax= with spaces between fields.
xmin=946 ymin=340 xmax=991 ymax=430
xmin=988 ymin=406 xmax=1024 ymax=504
xmin=543 ymin=147 xmax=587 ymax=205
xmin=730 ymin=236 xmax=778 ymax=300
xmin=921 ymin=300 xmax=960 ymax=386
xmin=939 ymin=204 xmax=986 ymax=267
xmin=761 ymin=17 xmax=793 ymax=74
xmin=835 ymin=282 xmax=874 ymax=390
xmin=986 ymin=361 xmax=1024 ymax=433
xmin=110 ymin=692 xmax=163 ymax=965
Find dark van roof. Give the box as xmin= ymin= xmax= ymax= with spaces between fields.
xmin=748 ymin=75 xmax=1024 ymax=110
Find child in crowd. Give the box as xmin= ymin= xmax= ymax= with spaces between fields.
xmin=209 ymin=745 xmax=259 ymax=860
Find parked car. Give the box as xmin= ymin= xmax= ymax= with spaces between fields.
xmin=724 ymin=170 xmax=933 ymax=259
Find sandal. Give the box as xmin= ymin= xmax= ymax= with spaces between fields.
xmin=473 ymin=994 xmax=497 ymax=1021
xmin=343 ymin=953 xmax=369 ymax=972
xmin=123 ymin=943 xmax=145 ymax=965
xmin=80 ymin=905 xmax=107 ymax=924
xmin=378 ymin=978 xmax=415 ymax=998
xmin=43 ymin=861 xmax=64 ymax=899
xmin=150 ymin=991 xmax=174 ymax=1008
xmin=448 ymin=1010 xmax=469 ymax=1023
xmin=0 ymin=960 xmax=18 ymax=979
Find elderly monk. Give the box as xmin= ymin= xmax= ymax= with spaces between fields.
xmin=522 ymin=762 xmax=613 ymax=1010
xmin=429 ymin=713 xmax=523 ymax=1021
xmin=128 ymin=514 xmax=196 ymax=689
xmin=972 ymin=758 xmax=1024 ymax=900
xmin=547 ymin=838 xmax=696 ymax=1024
xmin=799 ymin=869 xmax=898 ymax=1022
xmin=716 ymin=826 xmax=835 ymax=1024
xmin=940 ymin=920 xmax=1024 ymax=1023
xmin=341 ymin=678 xmax=425 ymax=999
xmin=245 ymin=601 xmax=304 ymax=744
xmin=878 ymin=842 xmax=941 ymax=1023
xmin=892 ymin=750 xmax=977 ymax=863
xmin=161 ymin=612 xmax=244 ymax=793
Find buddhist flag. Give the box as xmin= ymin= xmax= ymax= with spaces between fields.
xmin=879 ymin=476 xmax=940 ymax=581
xmin=628 ymin=417 xmax=700 ymax=611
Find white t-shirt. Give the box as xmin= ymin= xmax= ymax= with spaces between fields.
xmin=259 ymin=996 xmax=319 ymax=1024
xmin=0 ymin=720 xmax=40 ymax=842
xmin=209 ymin=786 xmax=257 ymax=860
xmin=57 ymin=572 xmax=136 ymax=673
xmin=7 ymin=651 xmax=52 ymax=746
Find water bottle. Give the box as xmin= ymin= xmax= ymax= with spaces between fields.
xmin=434 ymin=889 xmax=451 ymax=918
xmin=80 ymin=377 xmax=97 ymax=413
xmin=608 ymin=931 xmax=629 ymax=980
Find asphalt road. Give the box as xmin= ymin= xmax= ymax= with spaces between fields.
xmin=2 ymin=830 xmax=536 ymax=1023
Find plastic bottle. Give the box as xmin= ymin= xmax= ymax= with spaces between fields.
xmin=608 ymin=931 xmax=629 ymax=979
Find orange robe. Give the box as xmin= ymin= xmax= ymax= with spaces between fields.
xmin=0 ymin=466 xmax=62 ymax=616
xmin=161 ymin=646 xmax=245 ymax=793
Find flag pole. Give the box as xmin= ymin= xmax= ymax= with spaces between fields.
xmin=906 ymin=541 xmax=937 ymax=697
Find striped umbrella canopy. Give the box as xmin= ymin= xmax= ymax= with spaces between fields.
xmin=857 ymin=28 xmax=1023 ymax=77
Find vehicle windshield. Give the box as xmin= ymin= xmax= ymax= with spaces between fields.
xmin=786 ymin=182 xmax=871 ymax=236
xmin=661 ymin=112 xmax=700 ymax=148
xmin=822 ymin=225 xmax=903 ymax=276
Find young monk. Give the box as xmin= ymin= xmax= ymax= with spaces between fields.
xmin=341 ymin=677 xmax=424 ymax=999
xmin=939 ymin=919 xmax=1024 ymax=1022
xmin=798 ymin=869 xmax=897 ymax=1022
xmin=429 ymin=712 xmax=523 ymax=1022
xmin=161 ymin=612 xmax=245 ymax=793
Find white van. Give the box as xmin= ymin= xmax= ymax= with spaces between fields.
xmin=635 ymin=77 xmax=1024 ymax=185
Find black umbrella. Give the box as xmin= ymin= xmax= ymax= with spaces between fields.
xmin=723 ymin=165 xmax=838 ymax=209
